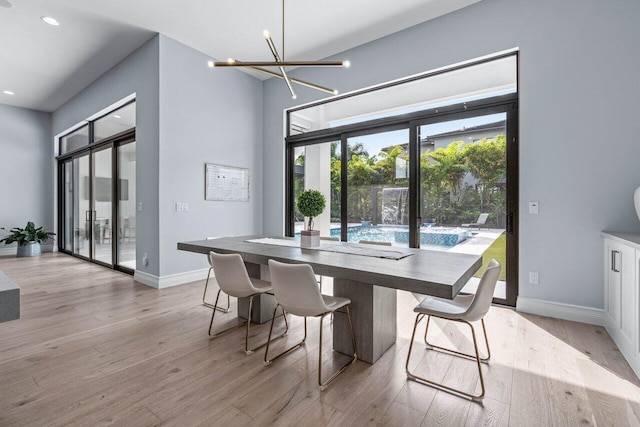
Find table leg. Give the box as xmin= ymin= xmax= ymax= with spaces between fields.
xmin=333 ymin=278 xmax=397 ymax=364
xmin=237 ymin=262 xmax=278 ymax=324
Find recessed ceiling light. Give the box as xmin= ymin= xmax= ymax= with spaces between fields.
xmin=41 ymin=16 xmax=60 ymax=26
xmin=3 ymin=90 xmax=15 ymax=95
xmin=113 ymin=115 xmax=122 ymax=119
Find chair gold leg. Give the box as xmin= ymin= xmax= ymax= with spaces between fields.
xmin=245 ymin=295 xmax=254 ymax=355
xmin=209 ymin=289 xmax=246 ymax=337
xmin=406 ymin=314 xmax=487 ymax=401
xmin=424 ymin=316 xmax=490 ymax=363
xmin=264 ymin=306 xmax=307 ymax=366
xmin=209 ymin=292 xmax=286 ymax=356
xmin=203 ymin=268 xmax=231 ymax=313
xmin=318 ymin=305 xmax=357 ymax=389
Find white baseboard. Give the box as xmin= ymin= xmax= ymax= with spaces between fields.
xmin=516 ymin=297 xmax=604 ymax=326
xmin=0 ymin=243 xmax=54 ymax=256
xmin=0 ymin=248 xmax=14 ymax=256
xmin=134 ymin=268 xmax=210 ymax=289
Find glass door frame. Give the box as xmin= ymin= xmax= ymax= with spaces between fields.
xmin=57 ymin=129 xmax=136 ymax=275
xmin=285 ymin=93 xmax=518 ymax=306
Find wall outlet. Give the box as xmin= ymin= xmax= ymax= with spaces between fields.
xmin=529 ymin=201 xmax=539 ymax=214
xmin=176 ymin=202 xmax=189 ymax=212
xmin=529 ymin=271 xmax=539 ymax=284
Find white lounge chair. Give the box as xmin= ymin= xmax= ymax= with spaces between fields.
xmin=461 ymin=213 xmax=489 ymax=230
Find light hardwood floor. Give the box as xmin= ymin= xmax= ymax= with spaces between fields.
xmin=1 ymin=253 xmax=639 ymax=426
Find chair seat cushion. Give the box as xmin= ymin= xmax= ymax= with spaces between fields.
xmin=228 ymin=278 xmax=272 ymax=298
xmin=281 ymin=294 xmax=351 ymax=317
xmin=322 ymin=295 xmax=350 ymax=312
xmin=414 ymin=294 xmax=474 ymax=319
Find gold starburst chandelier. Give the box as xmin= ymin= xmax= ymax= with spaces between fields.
xmin=208 ymin=0 xmax=350 ymax=98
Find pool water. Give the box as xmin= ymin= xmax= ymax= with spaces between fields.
xmin=324 ymin=225 xmax=471 ymax=246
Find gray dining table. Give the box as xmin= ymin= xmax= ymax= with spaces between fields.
xmin=177 ymin=235 xmax=481 ymax=364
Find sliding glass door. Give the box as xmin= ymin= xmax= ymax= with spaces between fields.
xmin=91 ymin=146 xmax=113 ymax=266
xmin=346 ymin=129 xmax=410 ymax=246
xmin=286 ymin=96 xmax=518 ymax=306
xmin=58 ymin=135 xmax=136 ymax=273
xmin=116 ymin=141 xmax=136 ymax=270
xmin=62 ymin=159 xmax=74 ymax=252
xmin=73 ymin=153 xmax=90 ymax=259
xmin=291 ymin=141 xmax=342 ymax=239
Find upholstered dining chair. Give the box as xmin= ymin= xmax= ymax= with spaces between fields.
xmin=265 ymin=260 xmax=357 ymax=388
xmin=203 ymin=237 xmax=230 ymax=311
xmin=208 ymin=252 xmax=288 ymax=355
xmin=405 ymin=259 xmax=501 ymax=400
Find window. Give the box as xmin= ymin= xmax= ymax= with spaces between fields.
xmin=60 ymin=125 xmax=89 ymax=155
xmin=94 ymin=102 xmax=136 ymax=142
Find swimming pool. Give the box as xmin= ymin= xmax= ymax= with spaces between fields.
xmin=322 ymin=225 xmax=471 ymax=246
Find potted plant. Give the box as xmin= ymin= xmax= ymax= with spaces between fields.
xmin=297 ymin=189 xmax=326 ymax=248
xmin=0 ymin=222 xmax=55 ymax=257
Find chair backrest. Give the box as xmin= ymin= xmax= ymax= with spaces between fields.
xmin=464 ymin=259 xmax=501 ymax=321
xmin=206 ymin=237 xmax=230 ymax=266
xmin=268 ymin=260 xmax=329 ymax=317
xmin=209 ymin=251 xmax=257 ymax=297
xmin=359 ymin=240 xmax=392 ymax=246
xmin=477 ymin=213 xmax=489 ymax=224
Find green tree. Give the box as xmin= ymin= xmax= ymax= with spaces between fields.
xmin=427 ymin=141 xmax=468 ymax=203
xmin=374 ymin=145 xmax=408 ymax=184
xmin=464 ymin=135 xmax=506 ymax=211
xmin=347 ymin=152 xmax=379 ymax=220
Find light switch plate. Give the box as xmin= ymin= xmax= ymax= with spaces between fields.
xmin=529 ymin=201 xmax=539 ymax=214
xmin=176 ymin=202 xmax=189 ymax=212
xmin=529 ymin=271 xmax=539 ymax=284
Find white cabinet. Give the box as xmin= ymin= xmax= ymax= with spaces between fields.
xmin=602 ymin=232 xmax=640 ymax=377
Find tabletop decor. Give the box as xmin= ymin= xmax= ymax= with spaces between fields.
xmin=297 ymin=189 xmax=325 ymax=248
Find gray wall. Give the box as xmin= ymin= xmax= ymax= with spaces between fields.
xmin=262 ymin=0 xmax=640 ymax=309
xmin=52 ymin=35 xmax=161 ymax=275
xmin=0 ymin=104 xmax=52 ymax=249
xmin=157 ymin=35 xmax=263 ymax=276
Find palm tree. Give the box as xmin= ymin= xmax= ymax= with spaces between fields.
xmin=428 ymin=141 xmax=468 ymax=203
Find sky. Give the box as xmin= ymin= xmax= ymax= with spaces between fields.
xmin=347 ymin=112 xmax=507 ymax=157
xmin=329 ymin=89 xmax=513 ymax=156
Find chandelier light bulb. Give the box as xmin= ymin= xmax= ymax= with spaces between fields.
xmin=41 ymin=16 xmax=60 ymax=26
xmin=227 ymin=58 xmax=235 ymax=64
xmin=263 ymin=29 xmax=270 ymax=39
xmin=207 ymin=61 xmax=215 ymax=68
xmin=333 ymin=89 xmax=339 ymax=95
xmin=343 ymin=60 xmax=351 ymax=68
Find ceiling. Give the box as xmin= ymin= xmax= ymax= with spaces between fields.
xmin=0 ymin=0 xmax=481 ymax=112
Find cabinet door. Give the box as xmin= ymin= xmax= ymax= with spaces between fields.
xmin=619 ymin=243 xmax=636 ymax=351
xmin=605 ymin=240 xmax=621 ymax=329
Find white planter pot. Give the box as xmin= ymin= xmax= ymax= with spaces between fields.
xmin=17 ymin=242 xmax=41 ymax=257
xmin=300 ymin=230 xmax=320 ymax=248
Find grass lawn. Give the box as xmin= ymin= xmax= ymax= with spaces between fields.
xmin=473 ymin=232 xmax=506 ymax=281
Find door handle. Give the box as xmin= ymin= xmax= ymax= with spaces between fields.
xmin=85 ymin=210 xmax=90 ymax=221
xmin=612 ymin=250 xmax=621 ymax=272
xmin=506 ymin=212 xmax=514 ymax=234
